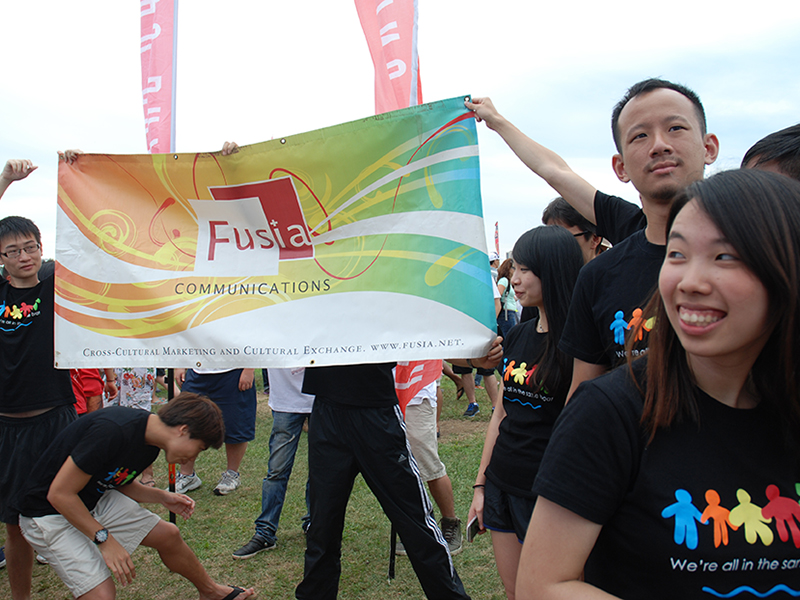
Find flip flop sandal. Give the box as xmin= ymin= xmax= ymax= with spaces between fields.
xmin=221 ymin=586 xmax=248 ymax=600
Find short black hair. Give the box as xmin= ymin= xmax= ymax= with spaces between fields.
xmin=741 ymin=123 xmax=800 ymax=181
xmin=0 ymin=216 xmax=41 ymax=248
xmin=611 ymin=78 xmax=707 ymax=154
xmin=541 ymin=197 xmax=597 ymax=237
xmin=158 ymin=392 xmax=225 ymax=449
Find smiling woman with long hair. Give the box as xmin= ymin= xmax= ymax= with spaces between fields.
xmin=516 ymin=169 xmax=800 ymax=599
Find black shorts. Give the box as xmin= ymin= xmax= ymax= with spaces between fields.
xmin=482 ymin=478 xmax=536 ymax=543
xmin=452 ymin=364 xmax=494 ymax=376
xmin=0 ymin=404 xmax=77 ymax=523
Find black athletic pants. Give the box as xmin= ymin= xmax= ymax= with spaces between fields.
xmin=295 ymin=398 xmax=470 ymax=600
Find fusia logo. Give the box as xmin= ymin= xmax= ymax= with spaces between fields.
xmin=189 ymin=177 xmax=314 ymax=277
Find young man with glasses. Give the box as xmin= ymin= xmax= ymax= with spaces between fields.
xmin=0 ymin=157 xmax=79 ymax=600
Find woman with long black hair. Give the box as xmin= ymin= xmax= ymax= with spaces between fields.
xmin=468 ymin=226 xmax=584 ymax=599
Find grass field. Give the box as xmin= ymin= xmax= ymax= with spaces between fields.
xmin=1 ymin=376 xmax=506 ymax=599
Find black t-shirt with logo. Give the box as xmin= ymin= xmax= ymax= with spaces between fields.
xmin=485 ymin=320 xmax=566 ymax=498
xmin=559 ymin=229 xmax=664 ymax=368
xmin=0 ymin=275 xmax=74 ymax=412
xmin=17 ymin=407 xmax=159 ymax=517
xmin=534 ymin=362 xmax=800 ymax=599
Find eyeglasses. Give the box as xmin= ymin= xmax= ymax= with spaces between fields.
xmin=572 ymin=231 xmax=590 ymax=238
xmin=1 ymin=243 xmax=41 ymax=259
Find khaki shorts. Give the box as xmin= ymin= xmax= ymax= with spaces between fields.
xmin=20 ymin=490 xmax=161 ymax=598
xmin=404 ymin=398 xmax=446 ymax=482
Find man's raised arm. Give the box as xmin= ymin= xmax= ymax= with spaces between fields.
xmin=465 ymin=97 xmax=598 ymax=224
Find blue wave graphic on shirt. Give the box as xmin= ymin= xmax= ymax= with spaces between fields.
xmin=702 ymin=584 xmax=800 ymax=597
xmin=0 ymin=321 xmax=32 ymax=332
xmin=504 ymin=395 xmax=542 ymax=410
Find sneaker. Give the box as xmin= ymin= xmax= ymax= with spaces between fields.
xmin=232 ymin=536 xmax=276 ymax=559
xmin=171 ymin=471 xmax=202 ymax=494
xmin=214 ymin=469 xmax=241 ymax=495
xmin=394 ymin=538 xmax=407 ymax=556
xmin=36 ymin=554 xmax=49 ymax=565
xmin=462 ymin=403 xmax=480 ymax=417
xmin=440 ymin=517 xmax=463 ymax=556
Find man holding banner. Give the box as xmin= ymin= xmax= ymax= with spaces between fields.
xmin=295 ymin=358 xmax=500 ymax=600
xmin=0 ymin=159 xmax=78 ymax=600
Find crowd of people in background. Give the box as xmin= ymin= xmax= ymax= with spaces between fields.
xmin=1 ymin=77 xmax=800 ymax=600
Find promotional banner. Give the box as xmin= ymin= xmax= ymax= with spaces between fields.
xmin=55 ymin=96 xmax=495 ymax=369
xmin=355 ymin=0 xmax=422 ymax=114
xmin=140 ymin=0 xmax=178 ymax=153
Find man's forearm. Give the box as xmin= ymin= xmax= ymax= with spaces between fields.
xmin=0 ymin=176 xmax=13 ymax=200
xmin=48 ymin=491 xmax=106 ymax=542
xmin=118 ymin=481 xmax=169 ymax=504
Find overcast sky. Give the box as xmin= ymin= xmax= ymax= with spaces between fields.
xmin=2 ymin=1 xmax=799 ymax=257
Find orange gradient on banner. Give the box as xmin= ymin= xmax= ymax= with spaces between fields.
xmin=57 ymin=153 xmax=245 ymax=271
xmin=54 ymin=263 xmax=286 ymax=338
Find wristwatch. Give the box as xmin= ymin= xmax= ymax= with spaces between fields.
xmin=93 ymin=528 xmax=109 ymax=545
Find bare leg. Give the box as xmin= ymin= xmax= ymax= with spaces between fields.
xmin=491 ymin=530 xmax=523 ymax=600
xmin=462 ymin=372 xmax=476 ymax=409
xmin=179 ymin=457 xmax=196 ymax=477
xmin=85 ymin=394 xmax=102 ymax=413
xmin=140 ymin=521 xmax=255 ymax=600
xmin=76 ymin=577 xmax=115 ymax=600
xmin=484 ymin=372 xmax=501 ymax=410
xmin=436 ymin=386 xmax=443 ymax=431
xmin=427 ymin=475 xmax=456 ymax=519
xmin=225 ymin=442 xmax=247 ymax=473
xmin=6 ymin=523 xmax=33 ymax=600
xmin=442 ymin=363 xmax=462 ymax=388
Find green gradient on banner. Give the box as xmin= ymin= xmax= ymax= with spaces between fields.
xmin=311 ymin=234 xmax=492 ymax=321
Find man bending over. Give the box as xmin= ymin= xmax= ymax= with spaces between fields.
xmin=15 ymin=393 xmax=255 ymax=600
